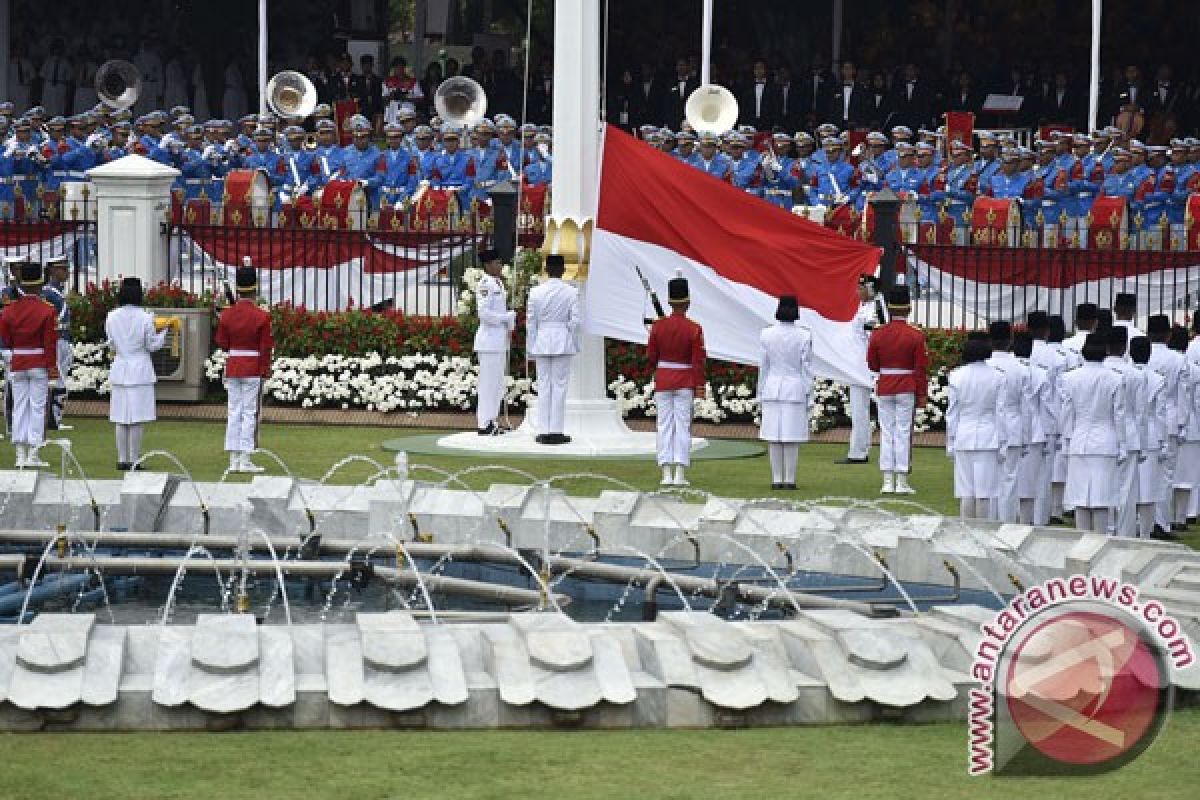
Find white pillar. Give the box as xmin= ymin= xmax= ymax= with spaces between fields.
xmin=832 ymin=0 xmax=844 ymax=68
xmin=258 ymin=0 xmax=269 ymax=115
xmin=86 ymin=155 xmax=180 ymax=288
xmin=700 ymin=0 xmax=713 ymax=86
xmin=1088 ymin=0 xmax=1102 ymax=133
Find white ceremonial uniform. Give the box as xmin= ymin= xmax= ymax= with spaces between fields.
xmin=757 ymin=321 xmax=814 ymax=442
xmin=1114 ymin=319 xmax=1144 ymax=343
xmin=473 ymin=273 xmax=515 ymax=430
xmin=946 ymin=362 xmax=1008 ymax=501
xmin=1177 ymin=360 xmax=1200 ymax=505
xmin=1105 ymin=355 xmax=1144 ymax=537
xmin=847 ymin=297 xmax=886 ymax=460
xmin=1016 ymin=357 xmax=1052 ymax=519
xmin=1186 ymin=339 xmax=1200 ymax=519
xmin=1031 ymin=339 xmax=1068 ymax=523
xmin=1135 ymin=364 xmax=1169 ymax=532
xmin=105 ymin=306 xmax=168 ymax=424
xmin=526 ymin=277 xmax=580 ymax=436
xmin=1061 ymin=330 xmax=1091 ymax=357
xmin=1149 ymin=341 xmax=1188 ymax=526
xmin=1061 ymin=362 xmax=1129 ymax=511
xmin=986 ymin=350 xmax=1029 ymax=522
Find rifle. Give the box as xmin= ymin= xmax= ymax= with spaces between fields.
xmin=634 ymin=264 xmax=665 ymax=325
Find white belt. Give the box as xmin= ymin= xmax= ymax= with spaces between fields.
xmin=229 ymin=349 xmax=260 ymax=357
xmin=658 ymin=360 xmax=692 ymax=370
xmin=12 ymin=348 xmax=44 ymax=355
xmin=878 ymin=367 xmax=913 ymax=375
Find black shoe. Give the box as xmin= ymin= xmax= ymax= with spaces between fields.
xmin=1190 ymin=517 xmax=1198 ymax=526
xmin=535 ymin=434 xmax=551 ymax=444
xmin=835 ymin=457 xmax=868 ymax=465
xmin=1172 ymin=523 xmax=1190 ymax=533
xmin=116 ymin=462 xmax=130 ymax=471
xmin=1048 ymin=516 xmax=1065 ymax=526
xmin=1151 ymin=527 xmax=1179 ymax=541
xmin=554 ymin=434 xmax=572 ymax=444
xmin=771 ymin=482 xmax=783 ymax=490
xmin=477 ymin=422 xmax=506 ymax=436
xmin=782 ymin=482 xmax=797 ymax=490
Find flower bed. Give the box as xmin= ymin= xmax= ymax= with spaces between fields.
xmin=65 ymin=280 xmax=966 ymax=432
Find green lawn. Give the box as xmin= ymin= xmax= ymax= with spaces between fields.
xmin=1 ymin=712 xmax=1198 ymax=799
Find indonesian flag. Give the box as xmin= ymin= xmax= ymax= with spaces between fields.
xmin=586 ymin=125 xmax=881 ymax=387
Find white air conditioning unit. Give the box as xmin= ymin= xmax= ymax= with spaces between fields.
xmin=151 ymin=307 xmax=212 ymax=402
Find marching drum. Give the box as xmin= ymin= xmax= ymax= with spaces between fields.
xmin=970 ymin=196 xmax=1021 ymax=247
xmin=410 ymin=186 xmax=462 ymax=230
xmin=1087 ymin=195 xmax=1128 ymax=250
xmin=61 ymin=181 xmax=96 ymax=221
xmin=222 ymin=168 xmax=272 ymax=226
xmin=314 ymin=178 xmax=368 ymax=230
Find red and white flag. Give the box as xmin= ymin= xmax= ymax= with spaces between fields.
xmin=585 ymin=124 xmax=881 ymax=387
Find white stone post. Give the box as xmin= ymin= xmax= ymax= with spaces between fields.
xmin=86 ymin=155 xmax=180 ymax=288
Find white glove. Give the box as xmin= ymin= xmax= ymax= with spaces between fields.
xmin=4 ymin=139 xmax=19 ymax=158
xmin=85 ymin=132 xmax=107 ymax=150
xmin=202 ymin=144 xmax=222 ymax=164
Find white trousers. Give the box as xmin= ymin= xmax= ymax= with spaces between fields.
xmin=847 ymin=384 xmax=872 ymax=459
xmin=534 ymin=355 xmax=572 ymax=434
xmin=991 ymin=446 xmax=1021 ymax=523
xmin=476 ymin=351 xmax=507 ymax=429
xmin=9 ymin=368 xmax=48 ymax=447
xmin=1157 ymin=437 xmax=1180 ymax=530
xmin=224 ymin=377 xmax=262 ymax=453
xmin=1115 ymin=451 xmax=1140 ymax=537
xmin=655 ymin=389 xmax=694 ymax=466
xmin=876 ymin=392 xmax=914 ymax=473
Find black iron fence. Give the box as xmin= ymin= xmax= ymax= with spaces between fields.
xmin=0 ymin=195 xmax=97 ymax=293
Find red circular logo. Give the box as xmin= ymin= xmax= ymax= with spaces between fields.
xmin=1004 ymin=608 xmax=1168 ymax=769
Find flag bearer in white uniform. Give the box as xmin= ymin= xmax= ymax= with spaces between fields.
xmin=1028 ymin=312 xmax=1067 ymax=524
xmin=105 ymin=277 xmax=170 ymax=471
xmin=1046 ymin=315 xmax=1076 ymax=522
xmin=215 ymin=266 xmax=273 ymax=473
xmin=756 ymin=295 xmax=814 ymax=490
xmin=838 ymin=275 xmax=886 ymax=465
xmin=0 ymin=262 xmax=58 ymax=468
xmin=1104 ymin=326 xmax=1143 ymax=537
xmin=646 ymin=274 xmax=706 ymax=487
xmin=946 ymin=335 xmax=1008 ymax=519
xmin=1012 ymin=332 xmax=1052 ymax=525
xmin=1146 ymin=314 xmax=1187 ymax=538
xmin=1062 ymin=302 xmax=1099 ymax=356
xmin=473 ymin=248 xmax=515 ymax=436
xmin=1112 ymin=292 xmax=1144 ymax=341
xmin=1175 ymin=339 xmax=1200 ymax=534
xmin=985 ymin=321 xmax=1028 ymax=523
xmin=525 ymin=254 xmax=579 ymax=445
xmin=1060 ymin=334 xmax=1130 ymax=536
xmin=1130 ymin=337 xmax=1170 ymax=538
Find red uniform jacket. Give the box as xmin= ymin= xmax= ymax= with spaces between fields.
xmin=215 ymin=300 xmax=273 ymax=378
xmin=646 ymin=311 xmax=706 ymax=392
xmin=0 ymin=294 xmax=58 ymax=372
xmin=867 ymin=319 xmax=928 ymax=403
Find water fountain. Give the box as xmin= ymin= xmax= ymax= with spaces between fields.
xmin=1 ymin=450 xmax=1198 ymax=731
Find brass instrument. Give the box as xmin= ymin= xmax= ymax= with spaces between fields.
xmin=684 ymin=83 xmax=739 ymax=135
xmin=434 ymin=76 xmax=488 ymax=128
xmin=265 ymin=71 xmax=318 ymax=121
xmin=95 ymin=60 xmax=141 ymax=111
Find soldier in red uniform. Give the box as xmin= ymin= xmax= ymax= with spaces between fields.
xmin=215 ymin=265 xmax=273 ymax=474
xmin=646 ymin=273 xmax=706 ymax=487
xmin=866 ymin=286 xmax=928 ymax=494
xmin=0 ymin=262 xmax=58 ymax=469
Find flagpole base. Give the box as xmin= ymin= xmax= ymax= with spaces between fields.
xmin=437 ymin=398 xmax=709 ymax=457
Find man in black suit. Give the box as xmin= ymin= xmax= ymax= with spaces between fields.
xmin=828 ymin=61 xmax=870 ymax=129
xmin=661 ymin=57 xmax=698 ymax=129
xmin=774 ymin=65 xmax=799 ymax=131
xmin=800 ymin=57 xmax=833 ymax=129
xmin=1146 ymin=64 xmax=1185 ymax=117
xmin=892 ymin=63 xmax=934 ymax=131
xmin=947 ymin=71 xmax=980 ymax=113
xmin=1110 ymin=64 xmax=1148 ymax=122
xmin=738 ymin=59 xmax=777 ymax=129
xmin=630 ymin=62 xmax=661 ymax=129
xmin=1041 ymin=70 xmax=1082 ymax=128
xmin=353 ymin=54 xmax=384 ymax=132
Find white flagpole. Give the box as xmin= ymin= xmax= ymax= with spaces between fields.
xmin=1088 ymin=0 xmax=1102 ymax=133
xmin=258 ymin=0 xmax=269 ymax=114
xmin=700 ymin=0 xmax=713 ymax=86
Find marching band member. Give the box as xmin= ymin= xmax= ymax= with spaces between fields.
xmin=946 ymin=335 xmax=1007 ymax=519
xmin=866 ymin=286 xmax=928 ymax=494
xmin=756 ymin=295 xmax=813 ymax=490
xmin=215 ymin=265 xmax=273 ymax=474
xmin=473 ymin=248 xmax=515 ymax=436
xmin=647 ymin=273 xmax=706 ymax=487
xmin=525 ymin=254 xmax=579 ymax=445
xmin=839 ymin=274 xmax=886 ymax=465
xmin=0 ymin=262 xmax=57 ymax=468
xmin=105 ymin=277 xmax=169 ymax=471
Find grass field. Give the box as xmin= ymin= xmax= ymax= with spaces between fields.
xmin=1 ymin=712 xmax=1198 ymax=799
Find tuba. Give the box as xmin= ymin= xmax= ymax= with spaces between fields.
xmin=434 ymin=76 xmax=488 ymax=129
xmin=95 ymin=60 xmax=142 ymax=111
xmin=266 ymin=70 xmax=318 ymax=121
xmin=684 ymin=83 xmax=739 ymax=135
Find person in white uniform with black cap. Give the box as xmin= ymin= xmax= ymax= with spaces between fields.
xmin=756 ymin=295 xmax=813 ymax=489
xmin=1130 ymin=336 xmax=1170 ymax=538
xmin=1061 ymin=333 xmax=1130 ymax=535
xmin=473 ymin=248 xmax=516 ymax=436
xmin=984 ymin=320 xmax=1028 ymax=523
xmin=105 ymin=277 xmax=170 ymax=470
xmin=946 ymin=334 xmax=1008 ymax=519
xmin=838 ymin=275 xmax=886 ymax=465
xmin=525 ymin=254 xmax=580 ymax=445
